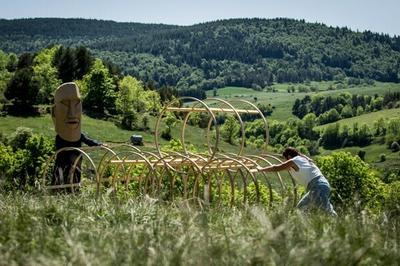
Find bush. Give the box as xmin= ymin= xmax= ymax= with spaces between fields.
xmin=384 ymin=181 xmax=400 ymax=217
xmin=382 ymin=169 xmax=400 ymax=183
xmin=379 ymin=153 xmax=386 ymax=162
xmin=316 ymin=152 xmax=385 ymax=210
xmin=9 ymin=127 xmax=33 ymax=150
xmin=0 ymin=129 xmax=54 ymax=190
xmin=0 ymin=144 xmax=16 ymax=183
xmin=254 ymin=138 xmax=265 ymax=149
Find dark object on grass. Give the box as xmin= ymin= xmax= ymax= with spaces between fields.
xmin=130 ymin=135 xmax=143 ymax=146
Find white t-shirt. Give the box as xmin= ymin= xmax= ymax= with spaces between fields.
xmin=289 ymin=155 xmax=323 ymax=187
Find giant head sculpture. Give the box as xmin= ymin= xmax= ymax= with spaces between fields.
xmin=52 ymin=82 xmax=82 ymax=142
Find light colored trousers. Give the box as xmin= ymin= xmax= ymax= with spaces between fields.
xmin=297 ymin=176 xmax=337 ymax=216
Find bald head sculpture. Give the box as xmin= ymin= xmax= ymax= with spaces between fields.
xmin=52 ymin=82 xmax=82 ymax=142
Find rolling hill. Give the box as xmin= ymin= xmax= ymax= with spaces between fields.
xmin=206 ymin=82 xmax=400 ymax=120
xmin=316 ymin=107 xmax=400 ymax=131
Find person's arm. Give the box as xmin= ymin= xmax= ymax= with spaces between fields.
xmin=81 ymin=133 xmax=102 ymax=147
xmin=258 ymin=160 xmax=298 ymax=172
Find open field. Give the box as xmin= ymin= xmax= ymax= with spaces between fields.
xmin=208 ymin=82 xmax=400 ymax=121
xmin=207 ymin=87 xmax=308 ymax=121
xmin=316 ymin=108 xmax=400 ymax=130
xmin=320 ymin=142 xmax=400 ymax=169
xmin=316 ymin=108 xmax=400 ymax=170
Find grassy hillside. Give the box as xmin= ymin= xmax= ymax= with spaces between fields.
xmin=320 ymin=142 xmax=399 ymax=167
xmin=207 ymin=82 xmax=400 ymax=121
xmin=315 ymin=108 xmax=400 ymax=170
xmin=0 ymin=114 xmax=265 ymax=155
xmin=0 ymin=114 xmax=138 ymax=143
xmin=208 ymin=86 xmax=307 ymax=120
xmin=316 ymin=108 xmax=400 ymax=130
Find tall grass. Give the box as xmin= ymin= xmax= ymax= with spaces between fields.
xmin=0 ymin=191 xmax=398 ymax=265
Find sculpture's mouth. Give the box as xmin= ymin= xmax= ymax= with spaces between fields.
xmin=65 ymin=119 xmax=80 ymax=128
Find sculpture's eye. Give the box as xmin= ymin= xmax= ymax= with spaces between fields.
xmin=60 ymin=100 xmax=69 ymax=107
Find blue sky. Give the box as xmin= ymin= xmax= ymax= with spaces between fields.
xmin=1 ymin=0 xmax=399 ymax=36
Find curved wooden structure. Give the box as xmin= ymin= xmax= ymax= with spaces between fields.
xmin=42 ymin=97 xmax=297 ymax=206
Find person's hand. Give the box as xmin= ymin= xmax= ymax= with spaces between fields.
xmin=101 ymin=143 xmax=108 ymax=147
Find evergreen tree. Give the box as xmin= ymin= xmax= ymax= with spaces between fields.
xmin=16 ymin=53 xmax=34 ymax=69
xmin=6 ymin=53 xmax=18 ymax=72
xmin=57 ymin=47 xmax=76 ymax=82
xmin=4 ymin=68 xmax=39 ymax=114
xmin=75 ymin=46 xmax=93 ymax=80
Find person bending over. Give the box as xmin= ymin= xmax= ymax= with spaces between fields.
xmin=258 ymin=147 xmax=337 ymax=216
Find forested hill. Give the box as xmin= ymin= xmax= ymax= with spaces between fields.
xmin=1 ymin=18 xmax=400 ymax=90
xmin=0 ymin=18 xmax=178 ymax=38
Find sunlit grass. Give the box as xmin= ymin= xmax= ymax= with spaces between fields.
xmin=0 ymin=192 xmax=398 ymax=265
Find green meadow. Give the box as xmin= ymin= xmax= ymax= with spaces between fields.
xmin=208 ymin=82 xmax=400 ymax=121
xmin=316 ymin=108 xmax=400 ymax=130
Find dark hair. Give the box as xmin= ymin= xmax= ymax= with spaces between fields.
xmin=282 ymin=147 xmax=300 ymax=159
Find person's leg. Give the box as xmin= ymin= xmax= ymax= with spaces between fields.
xmin=329 ymin=203 xmax=338 ymax=217
xmin=296 ymin=191 xmax=312 ymax=210
xmin=314 ymin=184 xmax=337 ymax=216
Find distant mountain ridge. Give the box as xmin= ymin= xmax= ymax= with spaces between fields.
xmin=1 ymin=17 xmax=399 ymax=90
xmin=0 ymin=18 xmax=178 ymax=38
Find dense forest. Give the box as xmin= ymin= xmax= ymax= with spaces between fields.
xmin=1 ymin=18 xmax=399 ymax=92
